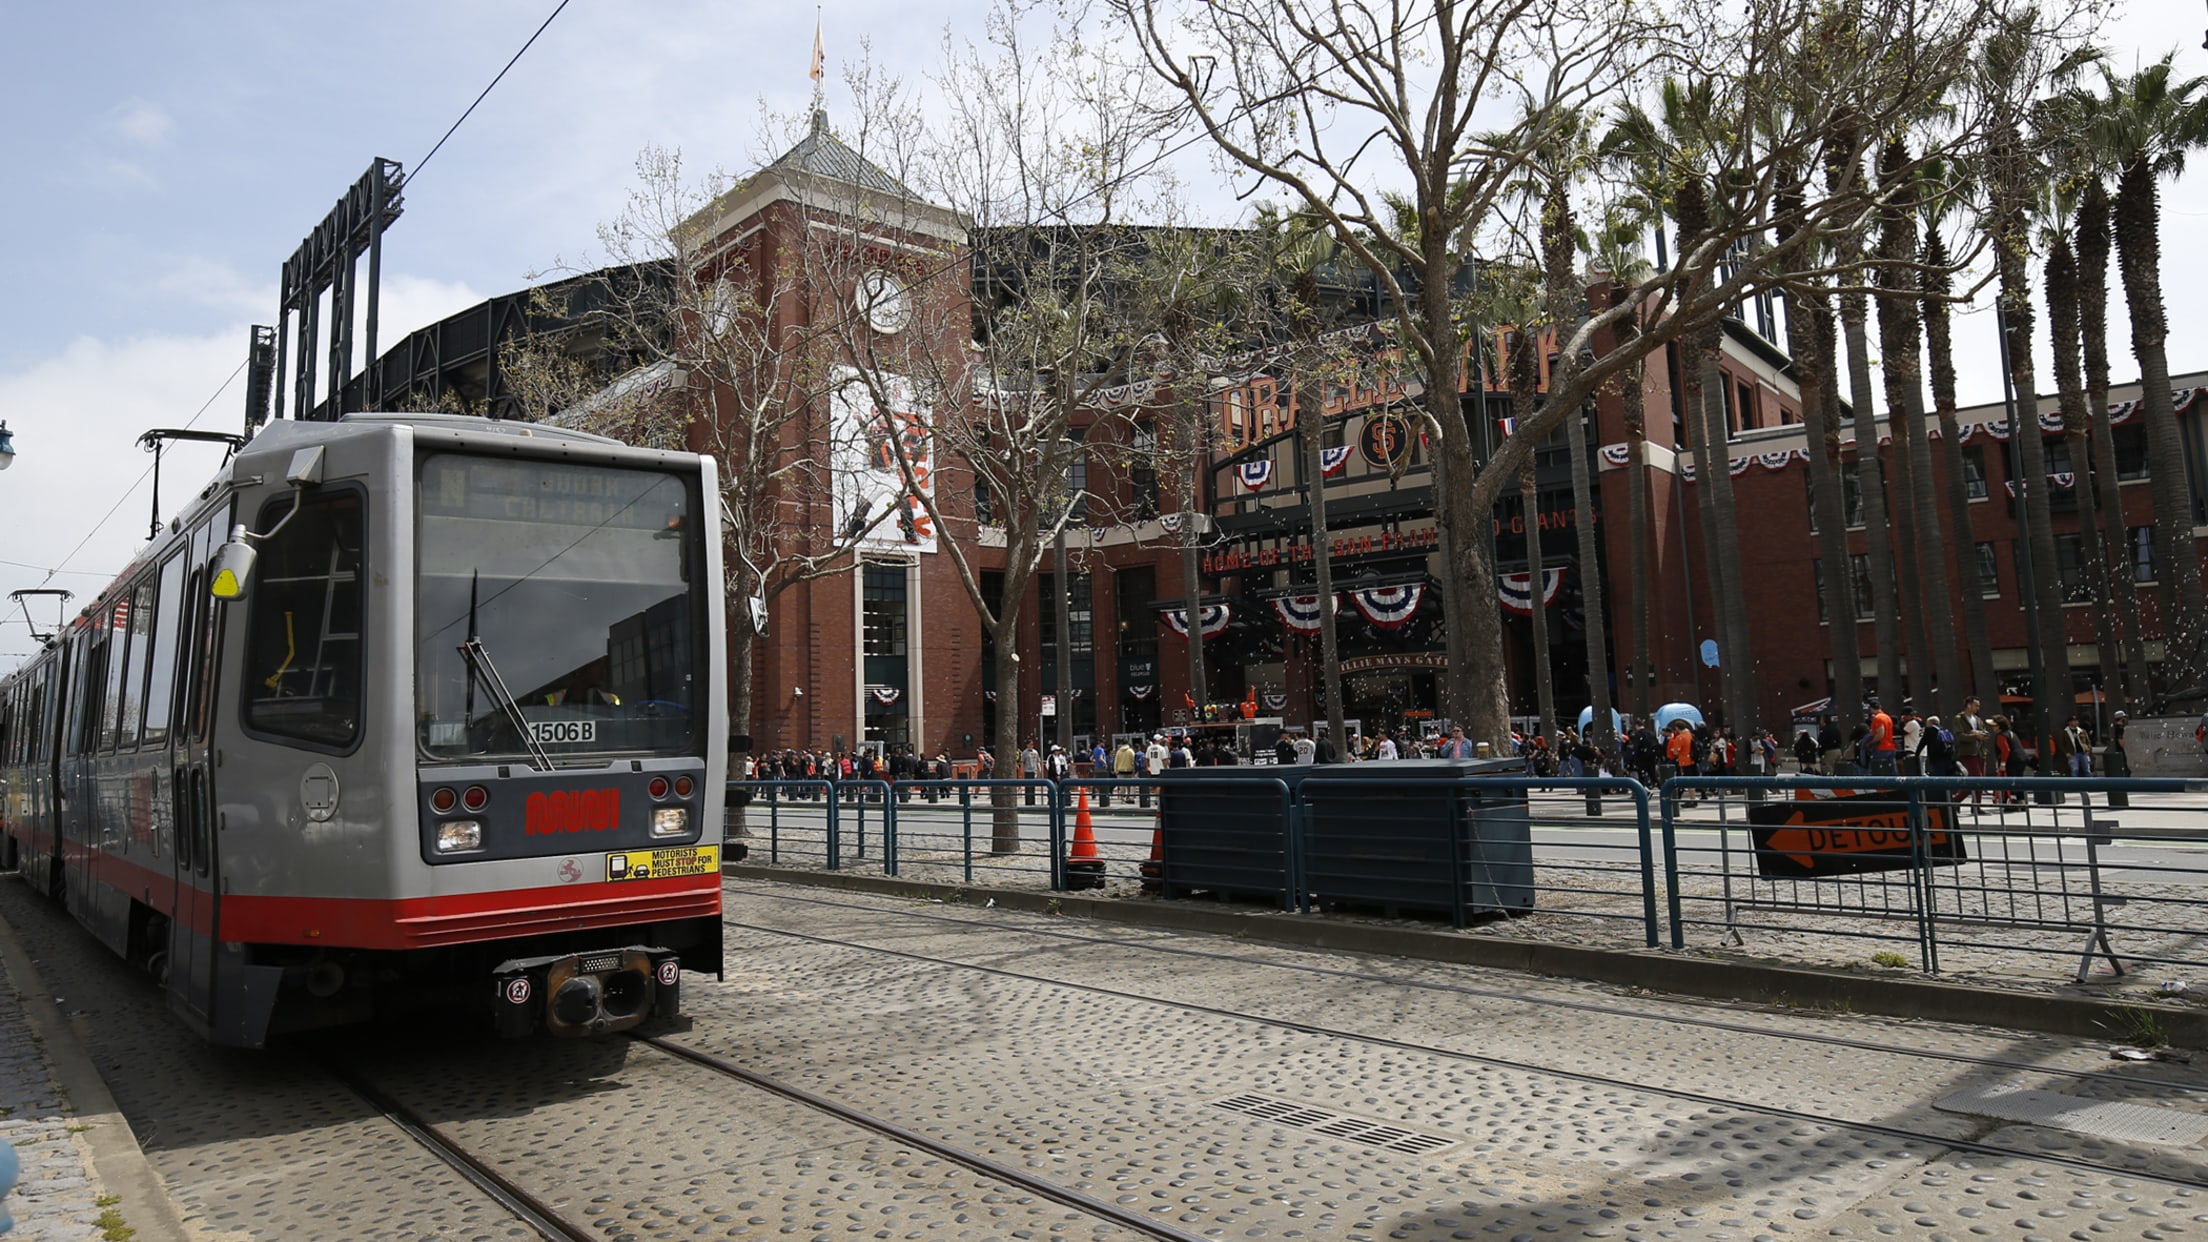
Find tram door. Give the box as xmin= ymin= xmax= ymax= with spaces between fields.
xmin=169 ymin=515 xmax=224 ymax=1024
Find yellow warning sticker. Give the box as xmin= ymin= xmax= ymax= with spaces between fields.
xmin=605 ymin=844 xmax=720 ymax=882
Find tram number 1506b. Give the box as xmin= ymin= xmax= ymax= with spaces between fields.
xmin=530 ymin=720 xmax=597 ymax=745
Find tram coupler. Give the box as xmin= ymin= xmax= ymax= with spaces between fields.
xmin=492 ymin=946 xmax=683 ymax=1038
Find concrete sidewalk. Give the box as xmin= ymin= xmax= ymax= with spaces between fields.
xmin=0 ymin=906 xmax=189 ymax=1242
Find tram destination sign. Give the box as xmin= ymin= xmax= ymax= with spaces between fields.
xmin=1745 ymin=790 xmax=1967 ymax=879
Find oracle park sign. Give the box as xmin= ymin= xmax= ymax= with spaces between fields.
xmin=1744 ymin=789 xmax=1968 ymax=879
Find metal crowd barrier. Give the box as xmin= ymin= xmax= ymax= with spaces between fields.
xmin=728 ymin=772 xmax=2208 ymax=986
xmin=1660 ymin=774 xmax=2208 ymax=980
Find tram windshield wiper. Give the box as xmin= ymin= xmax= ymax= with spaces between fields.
xmin=458 ymin=570 xmax=555 ymax=771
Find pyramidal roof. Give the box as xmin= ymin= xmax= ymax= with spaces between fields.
xmin=766 ymin=110 xmax=909 ymax=197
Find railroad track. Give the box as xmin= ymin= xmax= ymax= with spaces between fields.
xmin=315 ymin=1033 xmax=1214 ymax=1242
xmin=723 ymin=883 xmax=2208 ymax=1192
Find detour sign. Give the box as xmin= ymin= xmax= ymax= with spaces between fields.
xmin=1744 ymin=789 xmax=1967 ymax=879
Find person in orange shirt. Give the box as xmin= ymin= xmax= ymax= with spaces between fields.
xmin=1665 ymin=720 xmax=1698 ymax=775
xmin=1866 ymin=696 xmax=1898 ymax=777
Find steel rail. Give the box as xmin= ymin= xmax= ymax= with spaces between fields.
xmin=315 ymin=1059 xmax=596 ymax=1242
xmin=631 ymin=1034 xmax=1215 ymax=1242
xmin=720 ymin=894 xmax=2208 ymax=1193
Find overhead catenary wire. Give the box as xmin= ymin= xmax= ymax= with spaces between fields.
xmin=406 ymin=0 xmax=575 ymax=188
xmin=42 ymin=359 xmax=247 ymax=585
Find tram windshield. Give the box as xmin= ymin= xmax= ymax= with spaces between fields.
xmin=415 ymin=454 xmax=702 ymax=762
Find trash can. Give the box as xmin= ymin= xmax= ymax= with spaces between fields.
xmin=1153 ymin=768 xmax=1308 ymax=908
xmin=1299 ymin=759 xmax=1533 ymax=927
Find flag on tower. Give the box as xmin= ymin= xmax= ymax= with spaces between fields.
xmin=809 ymin=14 xmax=824 ymax=82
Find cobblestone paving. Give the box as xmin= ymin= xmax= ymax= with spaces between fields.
xmin=0 ymin=879 xmax=537 ymax=1241
xmin=0 ymin=950 xmax=112 ymax=1242
xmin=715 ymin=881 xmax=2208 ymax=1239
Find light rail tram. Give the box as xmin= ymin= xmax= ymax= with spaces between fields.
xmin=0 ymin=413 xmax=727 ymax=1047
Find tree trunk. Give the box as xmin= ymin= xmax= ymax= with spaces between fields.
xmin=2113 ymin=156 xmax=2207 ymax=690
xmin=1512 ymin=331 xmax=1554 ymax=742
xmin=1623 ymin=365 xmax=1654 ymax=724
xmin=1053 ymin=527 xmax=1075 ymax=751
xmin=1922 ymin=230 xmax=1999 ymax=707
xmin=1998 ymin=247 xmax=2074 ymax=754
xmin=1566 ymin=397 xmax=1615 ymax=756
xmin=1790 ymin=283 xmax=1864 ymax=734
xmin=2048 ymin=234 xmax=2123 ymax=722
xmin=1878 ymin=141 xmax=1962 ymax=718
xmin=1839 ymin=254 xmax=1906 ymax=707
xmin=1179 ymin=439 xmax=1208 ymax=724
xmin=1695 ymin=348 xmax=1757 ymax=741
xmin=991 ymin=625 xmax=1023 ymax=853
xmin=725 ymin=590 xmax=757 ymax=840
xmin=1883 ymin=347 xmax=1935 ymax=711
xmin=2078 ymin=182 xmax=2149 ymax=710
xmin=1300 ymin=386 xmax=1348 ymax=749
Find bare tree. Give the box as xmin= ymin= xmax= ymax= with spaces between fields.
xmin=1118 ymin=0 xmax=2023 ymax=746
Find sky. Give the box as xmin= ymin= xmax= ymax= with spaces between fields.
xmin=0 ymin=0 xmax=2201 ymax=666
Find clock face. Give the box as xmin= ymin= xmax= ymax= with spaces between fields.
xmin=858 ymin=270 xmax=912 ymax=335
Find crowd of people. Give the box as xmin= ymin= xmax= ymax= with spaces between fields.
xmin=750 ymin=696 xmax=2162 ymax=799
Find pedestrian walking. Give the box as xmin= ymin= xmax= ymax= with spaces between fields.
xmin=1866 ymin=698 xmax=1898 ymax=777
xmin=1090 ymin=741 xmax=1111 ymax=806
xmin=2057 ymin=716 xmax=2093 ymax=779
xmin=1020 ymin=740 xmax=1042 ymax=806
xmin=1375 ymin=732 xmax=1399 ymax=761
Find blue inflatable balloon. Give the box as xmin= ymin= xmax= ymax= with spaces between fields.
xmin=1576 ymin=706 xmax=1624 ymax=734
xmin=1654 ymin=702 xmax=1705 ymax=730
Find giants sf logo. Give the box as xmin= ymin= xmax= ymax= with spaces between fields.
xmin=525 ymin=789 xmax=621 ymax=836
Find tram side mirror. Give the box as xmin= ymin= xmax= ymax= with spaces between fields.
xmin=209 ymin=534 xmax=258 ymax=602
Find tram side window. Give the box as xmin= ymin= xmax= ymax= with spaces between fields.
xmin=117 ymin=580 xmax=157 ymax=749
xmin=98 ymin=596 xmax=134 ymax=751
xmin=241 ymin=490 xmax=365 ymax=749
xmin=73 ymin=633 xmax=108 ymax=757
xmin=141 ymin=554 xmax=185 ymax=747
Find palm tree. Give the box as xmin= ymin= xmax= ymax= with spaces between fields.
xmin=1877 ymin=137 xmax=1965 ymax=718
xmin=1604 ymin=84 xmax=1758 ymax=741
xmin=1587 ymin=209 xmax=1659 ymax=725
xmin=1827 ymin=144 xmax=1910 ymax=711
xmin=1255 ymin=202 xmax=1350 ymax=752
xmin=2066 ymin=56 xmax=2208 ymax=691
xmin=2073 ymin=180 xmax=2151 ymax=708
xmin=1776 ymin=168 xmax=1865 ymax=734
xmin=2045 ymin=203 xmax=2127 ymax=714
xmin=1919 ymin=196 xmax=2001 ymax=707
xmin=1509 ymin=325 xmax=1557 ymax=743
xmin=1981 ymin=18 xmax=2075 ymax=752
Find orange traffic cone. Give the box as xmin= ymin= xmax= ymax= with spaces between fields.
xmin=1064 ymin=786 xmax=1106 ymax=890
xmin=1139 ymin=813 xmax=1163 ymax=892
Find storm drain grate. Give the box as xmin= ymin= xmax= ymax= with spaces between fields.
xmin=1935 ymin=1084 xmax=2208 ymax=1148
xmin=1212 ymin=1093 xmax=1458 ymax=1155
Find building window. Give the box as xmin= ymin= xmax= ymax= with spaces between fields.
xmin=1063 ymin=430 xmax=1088 ymax=521
xmin=1736 ymin=380 xmax=1758 ymax=433
xmin=1976 ymin=542 xmax=2000 ymax=597
xmin=2132 ymin=525 xmax=2155 ymax=583
xmin=974 ymin=476 xmax=995 ymax=527
xmin=1130 ymin=422 xmax=1158 ymax=519
xmin=2044 ymin=437 xmax=2076 ymax=477
xmin=862 ymin=562 xmax=910 ymax=750
xmin=2054 ymin=533 xmax=2091 ymax=603
xmin=1806 ymin=468 xmax=1867 ymax=533
xmin=1963 ymin=446 xmax=1988 ymax=500
xmin=1813 ymin=555 xmax=1876 ymax=624
xmin=2113 ymin=425 xmax=2149 ymax=480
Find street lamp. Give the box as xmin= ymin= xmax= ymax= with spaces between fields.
xmin=0 ymin=421 xmax=15 ymax=470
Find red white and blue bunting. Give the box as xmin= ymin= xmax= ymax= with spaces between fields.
xmin=1610 ymin=387 xmax=2208 ymax=486
xmin=1498 ymin=568 xmax=1565 ymax=616
xmin=869 ymin=686 xmax=902 ymax=705
xmin=1235 ymin=460 xmax=1274 ymax=491
xmin=1127 ymin=684 xmax=1155 ymax=700
xmin=1270 ymin=593 xmax=1339 ymax=635
xmin=2004 ymin=473 xmax=2076 ymax=496
xmin=1261 ymin=690 xmax=1288 ymax=712
xmin=1162 ymin=603 xmax=1233 ymax=640
xmin=1159 ymin=512 xmax=1185 ymax=534
xmin=1349 ymin=584 xmax=1424 ymax=630
xmin=1319 ymin=445 xmax=1354 ymax=476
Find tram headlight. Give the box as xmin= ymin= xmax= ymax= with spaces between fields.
xmin=435 ymin=820 xmax=484 ymax=853
xmin=651 ymin=808 xmax=689 ymax=838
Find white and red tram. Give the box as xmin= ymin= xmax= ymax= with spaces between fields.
xmin=0 ymin=413 xmax=726 ymax=1047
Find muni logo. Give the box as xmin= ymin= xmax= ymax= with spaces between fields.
xmin=525 ymin=789 xmax=621 ymax=836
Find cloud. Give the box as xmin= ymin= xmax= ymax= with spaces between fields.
xmin=0 ymin=271 xmax=484 ymax=667
xmin=112 ymin=99 xmax=173 ymax=146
